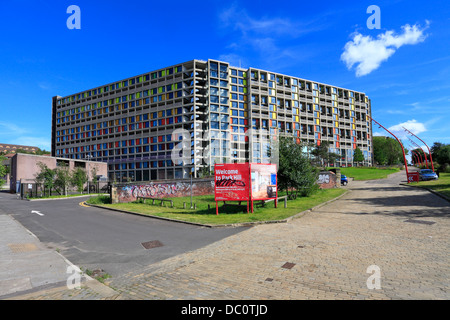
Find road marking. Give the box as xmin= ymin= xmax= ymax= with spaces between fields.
xmin=79 ymin=201 xmax=90 ymax=207
xmin=31 ymin=210 xmax=44 ymax=216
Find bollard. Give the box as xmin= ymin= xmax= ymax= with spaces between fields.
xmin=194 ymin=203 xmax=197 ymax=210
xmin=183 ymin=202 xmax=186 ymax=209
xmin=284 ymin=197 xmax=287 ymax=208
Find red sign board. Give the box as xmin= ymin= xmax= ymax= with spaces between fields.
xmin=214 ymin=163 xmax=278 ymax=214
xmin=214 ymin=163 xmax=250 ymax=201
xmin=407 ymin=172 xmax=419 ymax=183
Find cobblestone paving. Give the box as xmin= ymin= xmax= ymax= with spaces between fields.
xmin=107 ymin=171 xmax=449 ymax=300
xmin=10 ymin=171 xmax=450 ymax=300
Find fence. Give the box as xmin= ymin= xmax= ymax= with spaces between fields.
xmin=19 ymin=181 xmax=110 ymax=199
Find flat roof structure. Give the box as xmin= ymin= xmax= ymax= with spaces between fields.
xmin=52 ymin=59 xmax=373 ymax=182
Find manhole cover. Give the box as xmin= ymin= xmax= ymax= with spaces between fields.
xmin=281 ymin=262 xmax=296 ymax=269
xmin=8 ymin=243 xmax=39 ymax=253
xmin=141 ymin=240 xmax=164 ymax=249
xmin=404 ymin=219 xmax=435 ymax=225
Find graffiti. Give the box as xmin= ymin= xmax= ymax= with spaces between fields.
xmin=318 ymin=174 xmax=330 ymax=184
xmin=115 ymin=179 xmax=215 ymax=202
xmin=131 ymin=184 xmax=177 ymax=198
xmin=215 ymin=179 xmax=246 ymax=187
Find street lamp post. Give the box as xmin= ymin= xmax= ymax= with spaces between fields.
xmin=403 ymin=127 xmax=434 ymax=172
xmin=366 ymin=115 xmax=410 ymax=181
xmin=407 ymin=137 xmax=429 ymax=169
xmin=85 ymin=154 xmax=92 ymax=194
xmin=410 ymin=149 xmax=422 ymax=166
xmin=190 ymin=169 xmax=193 ymax=209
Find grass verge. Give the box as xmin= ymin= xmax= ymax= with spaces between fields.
xmin=329 ymin=167 xmax=400 ymax=181
xmin=406 ymin=172 xmax=450 ymax=199
xmin=86 ymin=188 xmax=347 ymax=226
xmin=29 ymin=193 xmax=106 ymax=200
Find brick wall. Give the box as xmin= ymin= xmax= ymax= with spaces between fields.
xmin=112 ymin=178 xmax=215 ymax=203
xmin=317 ymin=171 xmax=338 ymax=189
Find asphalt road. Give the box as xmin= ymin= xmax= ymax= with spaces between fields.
xmin=0 ymin=192 xmax=246 ymax=277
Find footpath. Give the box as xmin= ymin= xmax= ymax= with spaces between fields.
xmin=0 ymin=213 xmax=118 ymax=300
xmin=1 ymin=170 xmax=449 ymax=300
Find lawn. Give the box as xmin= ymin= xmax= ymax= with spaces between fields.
xmin=329 ymin=167 xmax=400 ymax=181
xmin=407 ymin=172 xmax=450 ymax=199
xmin=86 ymin=188 xmax=347 ymax=226
xmin=29 ymin=193 xmax=106 ymax=200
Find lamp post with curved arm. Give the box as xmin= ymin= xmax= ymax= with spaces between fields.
xmin=366 ymin=115 xmax=410 ymax=181
xmin=407 ymin=137 xmax=428 ymax=169
xmin=410 ymin=149 xmax=422 ymax=166
xmin=403 ymin=127 xmax=434 ymax=172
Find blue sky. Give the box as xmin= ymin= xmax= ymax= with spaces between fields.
xmin=0 ymin=0 xmax=449 ymax=161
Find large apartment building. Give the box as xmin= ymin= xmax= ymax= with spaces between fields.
xmin=52 ymin=59 xmax=373 ymax=182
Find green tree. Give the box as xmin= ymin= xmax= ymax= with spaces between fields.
xmin=353 ymin=147 xmax=365 ymax=166
xmin=311 ymin=141 xmax=341 ymax=169
xmin=0 ymin=155 xmax=7 ymax=186
xmin=373 ymin=136 xmax=404 ymax=165
xmin=431 ymin=142 xmax=444 ymax=161
xmin=277 ymin=136 xmax=319 ymax=199
xmin=54 ymin=163 xmax=71 ymax=196
xmin=91 ymin=167 xmax=98 ymax=183
xmin=34 ymin=162 xmax=56 ymax=196
xmin=436 ymin=144 xmax=450 ymax=168
xmin=311 ymin=141 xmax=330 ymax=169
xmin=71 ymin=167 xmax=88 ymax=193
xmin=15 ymin=148 xmax=50 ymax=155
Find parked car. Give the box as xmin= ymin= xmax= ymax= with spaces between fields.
xmin=341 ymin=175 xmax=348 ymax=186
xmin=419 ymin=169 xmax=438 ymax=181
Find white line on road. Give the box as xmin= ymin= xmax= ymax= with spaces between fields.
xmin=31 ymin=210 xmax=44 ymax=216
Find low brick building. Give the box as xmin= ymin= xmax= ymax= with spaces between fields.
xmin=9 ymin=153 xmax=108 ymax=193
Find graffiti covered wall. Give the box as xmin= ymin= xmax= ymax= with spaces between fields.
xmin=317 ymin=171 xmax=337 ymax=189
xmin=113 ymin=179 xmax=215 ymax=203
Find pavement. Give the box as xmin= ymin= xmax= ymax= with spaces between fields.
xmin=1 ymin=168 xmax=449 ymax=300
xmin=0 ymin=213 xmax=118 ymax=300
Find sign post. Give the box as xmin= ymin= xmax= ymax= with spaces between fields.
xmin=214 ymin=163 xmax=277 ymax=214
xmin=407 ymin=172 xmax=419 ymax=183
xmin=214 ymin=163 xmax=250 ymax=215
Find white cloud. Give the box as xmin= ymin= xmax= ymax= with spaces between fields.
xmin=0 ymin=121 xmax=29 ymax=135
xmin=341 ymin=23 xmax=429 ymax=77
xmin=388 ymin=119 xmax=427 ymax=139
xmin=217 ymin=53 xmax=248 ymax=69
xmin=218 ymin=4 xmax=328 ymax=69
xmin=219 ymin=5 xmax=309 ymax=38
xmin=0 ymin=120 xmax=50 ymax=151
